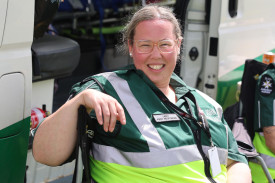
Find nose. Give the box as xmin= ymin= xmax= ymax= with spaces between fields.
xmin=150 ymin=43 xmax=161 ymax=57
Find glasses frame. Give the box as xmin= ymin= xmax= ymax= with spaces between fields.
xmin=133 ymin=39 xmax=179 ymax=54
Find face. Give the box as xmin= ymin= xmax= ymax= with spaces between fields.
xmin=128 ymin=19 xmax=181 ymax=88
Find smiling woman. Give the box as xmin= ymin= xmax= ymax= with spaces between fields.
xmin=128 ymin=18 xmax=181 ymax=92
xmin=32 ymin=4 xmax=251 ymax=183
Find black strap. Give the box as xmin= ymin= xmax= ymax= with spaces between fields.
xmin=184 ymin=92 xmax=213 ymax=146
xmin=153 ymin=89 xmax=212 ymax=142
xmin=184 ymin=92 xmax=215 ymax=182
xmin=69 ymin=77 xmax=107 ymax=101
xmin=193 ymin=128 xmax=214 ymax=182
xmin=80 ymin=77 xmax=106 ymax=93
xmin=72 ymin=105 xmax=94 ymax=183
xmin=70 ymin=78 xmax=106 ymax=183
xmin=152 ymin=88 xmax=216 ymax=183
xmin=267 ymin=62 xmax=275 ymax=70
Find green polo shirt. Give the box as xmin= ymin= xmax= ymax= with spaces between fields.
xmin=70 ymin=65 xmax=246 ymax=164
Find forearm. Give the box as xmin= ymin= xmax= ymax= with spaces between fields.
xmin=263 ymin=126 xmax=275 ymax=154
xmin=226 ymin=159 xmax=251 ymax=183
xmin=33 ymin=88 xmax=126 ymax=166
xmin=266 ymin=140 xmax=275 ymax=154
xmin=32 ymin=93 xmax=84 ymax=166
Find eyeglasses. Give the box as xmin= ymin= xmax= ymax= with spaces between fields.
xmin=134 ymin=39 xmax=178 ymax=54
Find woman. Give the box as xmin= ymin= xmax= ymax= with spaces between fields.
xmin=33 ymin=5 xmax=251 ymax=183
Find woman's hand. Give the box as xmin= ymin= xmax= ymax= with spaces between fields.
xmin=82 ymin=89 xmax=126 ymax=132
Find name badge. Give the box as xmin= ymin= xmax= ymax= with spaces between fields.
xmin=208 ymin=146 xmax=222 ymax=177
xmin=152 ymin=113 xmax=180 ymax=122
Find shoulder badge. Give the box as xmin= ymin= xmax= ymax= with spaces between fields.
xmin=259 ymin=74 xmax=274 ymax=96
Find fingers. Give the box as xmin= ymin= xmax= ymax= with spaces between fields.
xmin=101 ymin=102 xmax=112 ymax=132
xmin=102 ymin=100 xmax=126 ymax=132
xmin=106 ymin=102 xmax=118 ymax=132
xmin=116 ymin=102 xmax=126 ymax=125
xmin=93 ymin=104 xmax=103 ymax=125
xmin=88 ymin=91 xmax=125 ymax=132
xmin=106 ymin=102 xmax=126 ymax=132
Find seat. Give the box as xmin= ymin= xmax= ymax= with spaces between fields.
xmin=239 ymin=59 xmax=267 ymax=139
xmin=32 ymin=34 xmax=80 ymax=82
xmin=32 ymin=0 xmax=80 ymax=82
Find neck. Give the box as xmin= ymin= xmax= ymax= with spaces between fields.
xmin=159 ymin=85 xmax=177 ymax=104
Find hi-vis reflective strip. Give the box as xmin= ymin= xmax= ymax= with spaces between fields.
xmin=257 ymin=133 xmax=275 ymax=169
xmin=91 ymin=143 xmax=228 ymax=168
xmin=100 ymin=72 xmax=166 ymax=151
xmin=259 ymin=153 xmax=275 ymax=169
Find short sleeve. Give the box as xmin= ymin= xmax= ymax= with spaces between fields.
xmin=32 ymin=77 xmax=103 ymax=138
xmin=68 ymin=77 xmax=103 ymax=99
xmin=254 ymin=72 xmax=275 ymax=130
xmin=31 ymin=118 xmax=45 ymax=137
xmin=227 ymin=127 xmax=248 ymax=164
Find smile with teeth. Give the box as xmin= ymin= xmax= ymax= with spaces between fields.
xmin=148 ymin=64 xmax=164 ymax=70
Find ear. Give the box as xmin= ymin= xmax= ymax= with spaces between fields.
xmin=177 ymin=38 xmax=182 ymax=48
xmin=177 ymin=39 xmax=182 ymax=54
xmin=128 ymin=40 xmax=133 ymax=55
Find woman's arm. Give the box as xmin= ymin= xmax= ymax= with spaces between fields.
xmin=263 ymin=126 xmax=275 ymax=154
xmin=32 ymin=89 xmax=126 ymax=166
xmin=226 ymin=159 xmax=251 ymax=183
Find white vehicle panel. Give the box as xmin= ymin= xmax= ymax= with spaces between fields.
xmin=2 ymin=0 xmax=34 ymax=47
xmin=0 ymin=0 xmax=8 ymax=47
xmin=218 ymin=0 xmax=275 ymax=77
xmin=0 ymin=73 xmax=24 ymax=130
xmin=0 ymin=0 xmax=34 ymax=119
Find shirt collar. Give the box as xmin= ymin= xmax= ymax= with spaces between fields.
xmin=123 ymin=64 xmax=193 ymax=98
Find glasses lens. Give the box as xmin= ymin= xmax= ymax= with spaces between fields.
xmin=135 ymin=39 xmax=176 ymax=53
xmin=158 ymin=40 xmax=175 ymax=53
xmin=136 ymin=40 xmax=153 ymax=53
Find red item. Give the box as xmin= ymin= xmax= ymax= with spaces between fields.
xmin=31 ymin=107 xmax=46 ymax=129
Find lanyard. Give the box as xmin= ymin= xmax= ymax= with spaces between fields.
xmin=153 ymin=89 xmax=214 ymax=146
xmin=152 ymin=88 xmax=217 ymax=183
xmin=183 ymin=92 xmax=214 ymax=147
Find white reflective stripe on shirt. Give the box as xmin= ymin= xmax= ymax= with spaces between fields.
xmin=99 ymin=72 xmax=166 ymax=151
xmin=253 ymin=133 xmax=275 ymax=169
xmin=203 ymin=146 xmax=228 ymax=165
xmin=91 ymin=143 xmax=228 ymax=168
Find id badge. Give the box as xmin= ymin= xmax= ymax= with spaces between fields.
xmin=208 ymin=146 xmax=222 ymax=177
xmin=152 ymin=113 xmax=180 ymax=122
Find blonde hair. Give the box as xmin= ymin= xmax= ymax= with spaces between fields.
xmin=120 ymin=5 xmax=182 ymax=53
